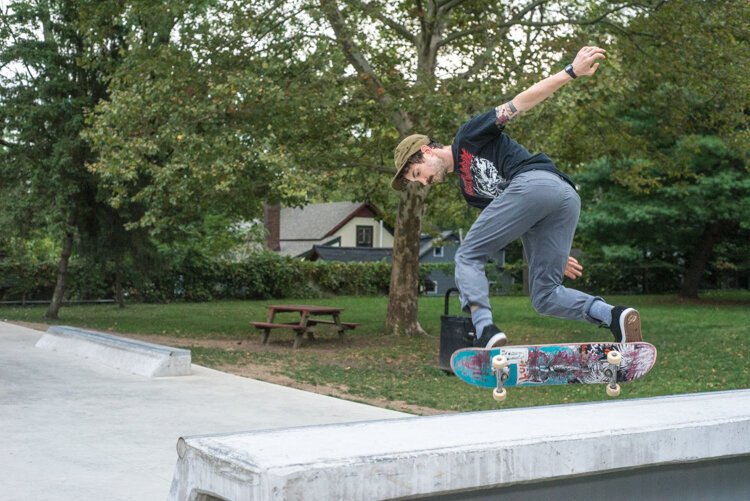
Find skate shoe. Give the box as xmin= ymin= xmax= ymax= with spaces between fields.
xmin=474 ymin=324 xmax=508 ymax=348
xmin=610 ymin=306 xmax=642 ymax=343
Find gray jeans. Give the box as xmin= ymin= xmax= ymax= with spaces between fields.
xmin=455 ymin=170 xmax=601 ymax=324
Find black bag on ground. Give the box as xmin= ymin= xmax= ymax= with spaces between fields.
xmin=439 ymin=288 xmax=475 ymax=373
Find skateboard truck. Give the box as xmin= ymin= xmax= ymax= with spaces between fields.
xmin=605 ymin=351 xmax=622 ymax=397
xmin=491 ymin=354 xmax=510 ymax=402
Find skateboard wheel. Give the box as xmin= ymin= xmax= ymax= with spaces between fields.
xmin=606 ymin=384 xmax=621 ymax=397
xmin=492 ymin=355 xmax=509 ymax=370
xmin=607 ymin=351 xmax=622 ymax=366
xmin=492 ymin=387 xmax=507 ymax=402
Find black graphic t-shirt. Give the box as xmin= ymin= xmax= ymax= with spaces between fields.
xmin=451 ymin=108 xmax=576 ymax=209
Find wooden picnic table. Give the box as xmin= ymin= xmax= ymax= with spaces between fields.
xmin=251 ymin=304 xmax=359 ymax=348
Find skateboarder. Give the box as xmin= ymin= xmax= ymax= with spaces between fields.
xmin=391 ymin=46 xmax=642 ymax=348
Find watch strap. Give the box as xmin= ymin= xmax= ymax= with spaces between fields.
xmin=564 ymin=63 xmax=577 ymax=79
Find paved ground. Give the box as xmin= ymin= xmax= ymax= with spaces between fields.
xmin=0 ymin=321 xmax=408 ymax=501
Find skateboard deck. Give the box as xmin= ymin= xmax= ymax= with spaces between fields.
xmin=451 ymin=342 xmax=656 ymax=398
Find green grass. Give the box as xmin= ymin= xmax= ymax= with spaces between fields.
xmin=3 ymin=291 xmax=749 ymax=413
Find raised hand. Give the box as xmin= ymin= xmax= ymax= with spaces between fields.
xmin=571 ymin=46 xmax=606 ymax=77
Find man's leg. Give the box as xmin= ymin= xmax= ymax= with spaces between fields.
xmin=455 ymin=171 xmax=566 ymax=346
xmin=521 ymin=174 xmax=642 ymax=341
xmin=521 ymin=177 xmax=601 ymax=322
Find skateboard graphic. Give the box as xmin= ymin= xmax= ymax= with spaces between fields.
xmin=451 ymin=342 xmax=657 ymax=402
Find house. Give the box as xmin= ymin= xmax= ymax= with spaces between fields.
xmin=263 ymin=201 xmax=464 ymax=295
xmin=305 ymin=230 xmax=463 ymax=295
xmin=264 ymin=201 xmax=394 ymax=257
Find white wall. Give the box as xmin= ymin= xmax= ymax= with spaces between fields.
xmin=169 ymin=390 xmax=750 ymax=501
xmin=334 ymin=217 xmax=394 ymax=248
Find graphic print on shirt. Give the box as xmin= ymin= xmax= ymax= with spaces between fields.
xmin=459 ymin=147 xmax=505 ymax=199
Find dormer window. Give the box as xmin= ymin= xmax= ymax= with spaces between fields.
xmin=356 ymin=226 xmax=373 ymax=247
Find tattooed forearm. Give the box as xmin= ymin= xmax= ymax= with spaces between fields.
xmin=495 ymin=101 xmax=519 ymax=126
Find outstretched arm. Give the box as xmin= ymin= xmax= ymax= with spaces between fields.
xmin=496 ymin=46 xmax=607 ymax=125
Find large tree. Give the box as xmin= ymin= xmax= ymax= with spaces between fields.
xmin=562 ymin=0 xmax=750 ymax=298
xmin=0 ymin=1 xmax=214 ymax=316
xmin=315 ymin=0 xmax=658 ymax=333
xmin=0 ymin=0 xmax=120 ymax=317
xmin=86 ymin=1 xmax=335 ymax=238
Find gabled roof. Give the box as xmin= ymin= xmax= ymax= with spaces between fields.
xmin=280 ymin=201 xmax=386 ymax=240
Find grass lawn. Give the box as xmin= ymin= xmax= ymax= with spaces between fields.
xmin=2 ymin=290 xmax=748 ymax=414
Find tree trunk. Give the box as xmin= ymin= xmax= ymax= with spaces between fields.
xmin=46 ymin=223 xmax=75 ymax=319
xmin=680 ymin=223 xmax=721 ymax=299
xmin=385 ymin=184 xmax=429 ymax=335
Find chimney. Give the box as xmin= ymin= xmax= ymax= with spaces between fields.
xmin=264 ymin=203 xmax=281 ymax=251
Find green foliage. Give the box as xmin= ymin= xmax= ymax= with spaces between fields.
xmin=545 ymin=0 xmax=750 ymax=295
xmin=0 ymin=237 xmax=58 ymax=301
xmin=3 ymin=0 xmax=748 ymax=314
xmin=84 ymin=1 xmax=654 ymax=235
xmin=0 ymin=0 xmax=164 ymax=315
xmin=84 ymin=1 xmax=345 ymax=236
xmin=129 ymin=252 xmax=399 ymax=302
xmin=0 ymin=1 xmax=94 ymax=226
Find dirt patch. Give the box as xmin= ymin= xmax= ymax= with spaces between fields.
xmin=11 ymin=321 xmax=52 ymax=333
xmin=8 ymin=320 xmax=446 ymax=416
xmin=222 ymin=361 xmax=446 ymax=416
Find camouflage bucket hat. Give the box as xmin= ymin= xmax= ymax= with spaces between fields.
xmin=391 ymin=134 xmax=430 ymax=191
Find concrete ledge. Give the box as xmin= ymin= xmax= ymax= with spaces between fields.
xmin=36 ymin=325 xmax=191 ymax=377
xmin=168 ymin=390 xmax=750 ymax=501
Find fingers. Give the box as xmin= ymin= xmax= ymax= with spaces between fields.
xmin=573 ymin=46 xmax=606 ymax=76
xmin=564 ymin=268 xmax=580 ymax=280
xmin=564 ymin=256 xmax=584 ymax=280
xmin=580 ymin=46 xmax=606 ymax=55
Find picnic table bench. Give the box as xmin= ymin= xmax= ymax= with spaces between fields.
xmin=251 ymin=304 xmax=359 ymax=348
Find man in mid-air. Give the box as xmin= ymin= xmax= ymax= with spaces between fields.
xmin=391 ymin=46 xmax=642 ymax=348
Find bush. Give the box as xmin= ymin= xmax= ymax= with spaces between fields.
xmin=3 ymin=249 xmax=745 ymax=303
xmin=127 ymin=252 xmax=395 ymax=302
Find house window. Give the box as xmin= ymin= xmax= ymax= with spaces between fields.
xmin=356 ymin=225 xmax=373 ymax=247
xmin=433 ymin=246 xmax=444 ymax=257
xmin=423 ymin=278 xmax=438 ymax=295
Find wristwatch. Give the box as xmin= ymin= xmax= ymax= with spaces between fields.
xmin=564 ymin=63 xmax=577 ymax=79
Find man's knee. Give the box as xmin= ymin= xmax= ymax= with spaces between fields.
xmin=455 ymin=243 xmax=490 ymax=268
xmin=455 ymin=244 xmax=472 ymax=262
xmin=531 ymin=288 xmax=556 ymax=315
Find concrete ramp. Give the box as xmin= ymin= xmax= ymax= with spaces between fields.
xmin=169 ymin=390 xmax=750 ymax=500
xmin=36 ymin=325 xmax=191 ymax=377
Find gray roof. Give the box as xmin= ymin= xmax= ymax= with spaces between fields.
xmin=280 ymin=239 xmax=337 ymax=258
xmin=419 ymin=230 xmax=460 ymax=257
xmin=307 ymin=246 xmax=392 ymax=262
xmin=280 ymin=202 xmax=365 ymax=240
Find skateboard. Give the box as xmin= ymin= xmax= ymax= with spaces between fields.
xmin=451 ymin=342 xmax=657 ymax=402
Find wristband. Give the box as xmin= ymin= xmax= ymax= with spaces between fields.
xmin=564 ymin=63 xmax=577 ymax=79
